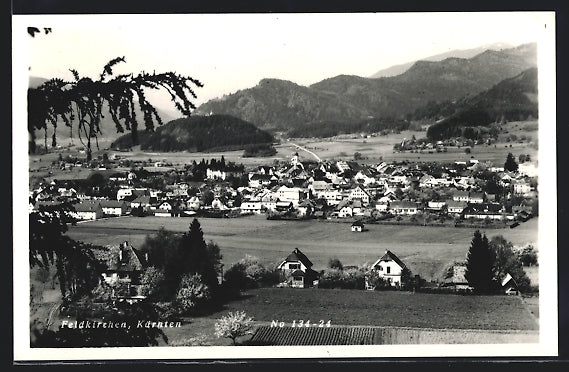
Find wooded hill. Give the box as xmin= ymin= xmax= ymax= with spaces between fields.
xmin=425 ymin=67 xmax=538 ymax=140
xmin=110 ymin=114 xmax=275 ymax=152
xmin=195 ymin=43 xmax=537 ymax=135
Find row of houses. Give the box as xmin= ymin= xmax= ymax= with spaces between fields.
xmin=96 ymin=241 xmax=410 ymax=297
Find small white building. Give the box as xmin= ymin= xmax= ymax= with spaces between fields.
xmin=368 ymin=250 xmax=407 ymax=288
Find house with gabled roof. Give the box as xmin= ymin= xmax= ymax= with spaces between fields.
xmin=389 ymin=201 xmax=418 ymax=215
xmin=277 ymin=248 xmax=319 ymax=288
xmin=93 ymin=241 xmax=149 ymax=300
xmin=72 ymin=200 xmax=104 ymax=220
xmin=368 ymin=250 xmax=407 ymax=288
xmin=348 ymin=185 xmax=371 ymax=205
xmin=99 ymin=200 xmax=128 ymax=216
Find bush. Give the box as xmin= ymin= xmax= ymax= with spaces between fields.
xmin=518 ymin=245 xmax=538 ymax=266
xmin=318 ymin=268 xmax=365 ymax=289
xmin=364 ymin=269 xmax=390 ymax=290
xmin=140 ymin=266 xmax=166 ymax=299
xmin=328 ymin=258 xmax=343 ymax=270
xmin=175 ymin=273 xmax=211 ymax=314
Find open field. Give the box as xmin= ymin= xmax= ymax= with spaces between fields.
xmin=66 ymin=215 xmax=538 ymax=282
xmin=159 ymin=288 xmax=539 ymax=346
xmin=29 ymin=121 xmax=540 ymax=177
xmin=213 ymin=288 xmax=539 ymax=330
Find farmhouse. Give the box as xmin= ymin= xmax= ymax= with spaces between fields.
xmin=348 ymin=185 xmax=371 ymax=205
xmin=277 ymin=248 xmax=319 ymax=288
xmin=513 ymin=180 xmax=532 ymax=195
xmin=240 ymin=201 xmax=263 ymax=214
xmin=427 ymin=200 xmax=446 ymax=211
xmin=368 ymin=250 xmax=406 ymax=288
xmin=389 ymin=201 xmax=418 ymax=215
xmin=446 ymin=200 xmax=467 ymax=215
xmin=94 ymin=241 xmax=148 ymax=299
xmin=99 ymin=200 xmax=128 ymax=216
xmin=72 ymin=201 xmax=104 ymax=220
xmin=463 ymin=203 xmax=511 ymax=220
xmin=276 ymin=185 xmax=307 ymax=207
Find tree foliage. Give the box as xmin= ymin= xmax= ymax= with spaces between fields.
xmin=175 ymin=273 xmax=212 ymax=314
xmin=464 ymin=230 xmax=496 ymax=293
xmin=28 ymin=56 xmax=203 ymax=159
xmin=489 ymin=236 xmax=531 ymax=292
xmin=29 ymin=205 xmax=102 ymax=299
xmin=214 ymin=311 xmax=255 ymax=345
xmin=504 ymin=152 xmax=519 ymax=172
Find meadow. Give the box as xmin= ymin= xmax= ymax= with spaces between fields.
xmin=159 ymin=288 xmax=539 ymax=346
xmin=66 ymin=214 xmax=538 ymax=282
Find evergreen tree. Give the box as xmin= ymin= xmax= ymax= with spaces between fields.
xmin=504 ymin=152 xmax=519 ymax=172
xmin=178 ymin=219 xmax=220 ymax=290
xmin=465 ymin=230 xmax=496 ymax=293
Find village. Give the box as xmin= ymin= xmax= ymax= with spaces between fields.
xmin=30 ymin=147 xmax=538 ymax=228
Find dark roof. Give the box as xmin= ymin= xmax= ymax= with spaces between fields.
xmin=284 ymin=248 xmax=313 ymax=268
xmin=250 ymin=326 xmax=375 ymax=346
xmin=73 ymin=201 xmax=102 ymax=212
xmin=95 ymin=242 xmax=145 ymax=272
xmin=376 ymin=250 xmax=406 ymax=269
xmin=352 ymin=220 xmax=365 ymax=226
xmin=99 ymin=200 xmax=126 ymax=208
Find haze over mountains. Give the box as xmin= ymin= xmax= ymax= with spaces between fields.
xmin=369 ymin=42 xmax=514 ymax=78
xmin=195 ymin=43 xmax=537 ymax=133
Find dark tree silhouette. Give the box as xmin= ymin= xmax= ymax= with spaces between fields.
xmin=504 ymin=152 xmax=519 ymax=172
xmin=28 ymin=50 xmax=203 ymax=160
xmin=178 ymin=219 xmax=220 ymax=290
xmin=464 ymin=230 xmax=496 ymax=293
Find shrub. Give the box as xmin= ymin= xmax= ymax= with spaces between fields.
xmin=175 ymin=273 xmax=211 ymax=314
xmin=364 ymin=270 xmax=390 ymax=290
xmin=318 ymin=268 xmax=366 ymax=289
xmin=140 ymin=266 xmax=166 ymax=299
xmin=328 ymin=258 xmax=344 ymax=270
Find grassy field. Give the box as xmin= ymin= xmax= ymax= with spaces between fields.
xmin=66 ymin=215 xmax=538 ymax=282
xmin=213 ymin=288 xmax=539 ymax=330
xmin=29 ymin=121 xmax=539 ymax=177
xmin=158 ymin=287 xmax=539 ymax=346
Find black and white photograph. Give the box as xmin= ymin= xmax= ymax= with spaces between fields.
xmin=12 ymin=10 xmax=557 ymax=361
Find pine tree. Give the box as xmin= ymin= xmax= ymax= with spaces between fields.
xmin=178 ymin=219 xmax=220 ymax=290
xmin=465 ymin=230 xmax=496 ymax=293
xmin=504 ymin=152 xmax=519 ymax=172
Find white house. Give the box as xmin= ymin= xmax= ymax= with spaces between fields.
xmin=427 ymin=201 xmax=446 ymax=211
xmin=207 ymin=168 xmax=227 ymax=180
xmin=348 ymin=185 xmax=371 ymax=205
xmin=241 ymin=201 xmax=263 ymax=214
xmin=99 ymin=200 xmax=128 ymax=216
xmin=276 ymin=185 xmax=306 ymax=207
xmin=446 ymin=200 xmax=467 ymax=215
xmin=368 ymin=250 xmax=407 ymax=288
xmin=389 ymin=201 xmax=418 ymax=215
xmin=277 ymin=248 xmax=319 ymax=288
xmin=73 ymin=201 xmax=104 ymax=220
xmin=513 ymin=180 xmax=532 ymax=195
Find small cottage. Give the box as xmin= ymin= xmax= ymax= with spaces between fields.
xmin=351 ymin=220 xmax=365 ymax=232
xmin=368 ymin=250 xmax=406 ymax=288
xmin=277 ymin=248 xmax=319 ymax=288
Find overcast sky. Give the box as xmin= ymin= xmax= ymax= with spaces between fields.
xmin=14 ymin=12 xmax=553 ymax=112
